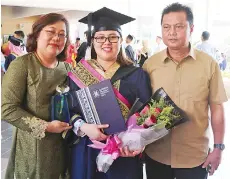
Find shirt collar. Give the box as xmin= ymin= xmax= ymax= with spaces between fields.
xmin=161 ymin=43 xmax=196 ymax=63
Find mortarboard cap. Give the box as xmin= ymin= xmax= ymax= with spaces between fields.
xmin=79 ymin=7 xmax=135 ymax=46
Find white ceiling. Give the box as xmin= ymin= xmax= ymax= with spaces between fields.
xmin=1 ymin=0 xmax=137 ymax=22
xmin=1 ymin=0 xmax=185 ymax=16
xmin=1 ymin=0 xmax=130 ymax=12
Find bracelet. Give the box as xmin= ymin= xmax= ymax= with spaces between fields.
xmin=79 ymin=119 xmax=85 ymax=128
xmin=73 ymin=119 xmax=86 ymax=137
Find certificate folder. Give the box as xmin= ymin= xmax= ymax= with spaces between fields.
xmin=76 ymin=79 xmax=126 ymax=135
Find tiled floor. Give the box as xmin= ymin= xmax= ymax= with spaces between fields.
xmin=1 ymin=121 xmax=13 ymax=179
xmin=1 ymin=79 xmax=230 ymax=179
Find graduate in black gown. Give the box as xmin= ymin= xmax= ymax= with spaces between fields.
xmin=65 ymin=7 xmax=152 ymax=179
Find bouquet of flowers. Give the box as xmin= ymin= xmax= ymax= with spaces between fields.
xmin=89 ymin=88 xmax=189 ymax=173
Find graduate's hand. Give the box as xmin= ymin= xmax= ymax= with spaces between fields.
xmin=80 ymin=123 xmax=109 ymax=141
xmin=120 ymin=146 xmax=143 ymax=157
xmin=46 ymin=121 xmax=72 ymax=133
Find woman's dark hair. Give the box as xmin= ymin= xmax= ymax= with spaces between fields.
xmin=91 ymin=30 xmax=133 ymax=66
xmin=26 ymin=13 xmax=70 ymax=61
xmin=161 ymin=3 xmax=194 ymax=26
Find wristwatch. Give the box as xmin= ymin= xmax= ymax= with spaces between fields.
xmin=214 ymin=144 xmax=225 ymax=151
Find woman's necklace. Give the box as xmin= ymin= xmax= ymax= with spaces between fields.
xmin=35 ymin=52 xmax=58 ymax=68
xmin=94 ymin=59 xmax=116 ymax=72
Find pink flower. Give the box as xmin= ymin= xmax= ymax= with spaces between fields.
xmin=134 ymin=112 xmax=141 ymax=118
xmin=144 ymin=116 xmax=156 ymax=127
xmin=140 ymin=105 xmax=150 ymax=115
xmin=155 ymin=107 xmax=162 ymax=113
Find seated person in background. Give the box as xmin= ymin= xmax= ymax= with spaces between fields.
xmin=2 ymin=31 xmax=26 ymax=70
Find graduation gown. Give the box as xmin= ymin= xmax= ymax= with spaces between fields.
xmin=66 ymin=59 xmax=152 ymax=179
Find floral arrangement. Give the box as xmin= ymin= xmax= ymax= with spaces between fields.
xmin=136 ymin=98 xmax=181 ymax=129
xmin=89 ymin=88 xmax=188 ymax=173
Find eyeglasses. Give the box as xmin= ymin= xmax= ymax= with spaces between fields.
xmin=94 ymin=36 xmax=120 ymax=43
xmin=43 ymin=30 xmax=67 ymax=40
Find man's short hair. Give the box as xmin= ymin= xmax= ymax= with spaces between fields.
xmin=127 ymin=34 xmax=134 ymax=41
xmin=14 ymin=30 xmax=25 ymax=39
xmin=156 ymin=36 xmax=162 ymax=39
xmin=76 ymin=37 xmax=80 ymax=41
xmin=161 ymin=2 xmax=194 ymax=26
xmin=202 ymin=31 xmax=210 ymax=41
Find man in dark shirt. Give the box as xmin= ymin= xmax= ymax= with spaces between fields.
xmin=76 ymin=31 xmax=88 ymax=63
xmin=125 ymin=34 xmax=136 ymax=63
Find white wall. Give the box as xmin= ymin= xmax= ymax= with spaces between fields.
xmin=2 ymin=0 xmax=229 ymax=51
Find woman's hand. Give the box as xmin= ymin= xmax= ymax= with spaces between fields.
xmin=46 ymin=121 xmax=72 ymax=133
xmin=80 ymin=123 xmax=109 ymax=141
xmin=120 ymin=146 xmax=143 ymax=157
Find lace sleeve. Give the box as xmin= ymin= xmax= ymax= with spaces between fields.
xmin=22 ymin=117 xmax=49 ymax=140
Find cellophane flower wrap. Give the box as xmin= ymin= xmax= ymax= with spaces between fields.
xmin=89 ymin=88 xmax=189 ymax=173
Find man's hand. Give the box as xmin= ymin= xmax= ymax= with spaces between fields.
xmin=204 ymin=103 xmax=225 ymax=175
xmin=202 ymin=148 xmax=222 ymax=175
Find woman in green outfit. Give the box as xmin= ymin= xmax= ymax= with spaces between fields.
xmin=1 ymin=13 xmax=72 ymax=179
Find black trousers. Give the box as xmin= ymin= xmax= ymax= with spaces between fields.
xmin=145 ymin=154 xmax=208 ymax=179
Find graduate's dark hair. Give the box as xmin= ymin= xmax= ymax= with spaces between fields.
xmin=26 ymin=13 xmax=70 ymax=61
xmin=91 ymin=30 xmax=133 ymax=66
xmin=161 ymin=2 xmax=194 ymax=26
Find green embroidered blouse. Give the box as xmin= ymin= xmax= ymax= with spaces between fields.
xmin=1 ymin=52 xmax=70 ymax=179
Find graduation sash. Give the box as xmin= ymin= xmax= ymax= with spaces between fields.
xmin=68 ymin=59 xmax=137 ymax=120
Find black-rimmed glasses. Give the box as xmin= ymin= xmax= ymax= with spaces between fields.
xmin=94 ymin=36 xmax=120 ymax=43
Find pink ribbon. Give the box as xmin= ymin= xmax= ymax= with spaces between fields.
xmin=126 ymin=114 xmax=143 ymax=129
xmin=88 ymin=136 xmax=121 ymax=160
